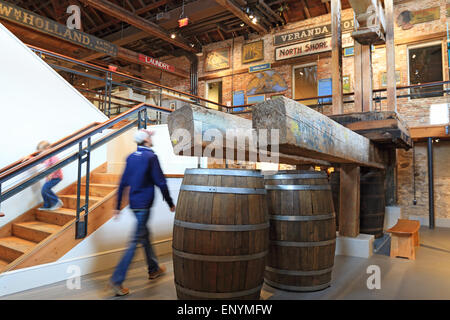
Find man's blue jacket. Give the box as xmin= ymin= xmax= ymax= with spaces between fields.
xmin=116 ymin=146 xmax=174 ymax=210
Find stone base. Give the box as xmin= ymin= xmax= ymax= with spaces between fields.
xmin=335 ymin=233 xmax=374 ymax=258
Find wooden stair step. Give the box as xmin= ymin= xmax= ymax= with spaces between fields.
xmin=0 ymin=259 xmax=9 ymax=269
xmin=90 ymin=173 xmax=121 ymax=185
xmin=13 ymin=221 xmax=62 ymax=243
xmin=59 ymin=195 xmax=102 ymax=209
xmin=0 ymin=237 xmax=37 ymax=261
xmin=79 ymin=183 xmax=117 ymax=197
xmin=36 ymin=208 xmax=77 ymax=226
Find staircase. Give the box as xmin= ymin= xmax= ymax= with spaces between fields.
xmin=0 ymin=163 xmax=125 ymax=273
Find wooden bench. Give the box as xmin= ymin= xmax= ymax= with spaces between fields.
xmin=387 ymin=219 xmax=420 ymax=260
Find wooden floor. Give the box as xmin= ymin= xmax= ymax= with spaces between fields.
xmin=5 ymin=226 xmax=450 ymax=300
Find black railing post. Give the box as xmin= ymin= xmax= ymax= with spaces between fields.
xmin=83 ymin=138 xmax=91 ymax=237
xmin=75 ymin=142 xmax=84 ymax=239
xmin=143 ymin=107 xmax=148 ymax=129
xmin=427 ymin=137 xmax=435 ymax=229
xmin=75 ymin=139 xmax=91 ymax=239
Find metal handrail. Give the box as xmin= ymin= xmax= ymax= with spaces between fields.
xmin=28 ymin=44 xmax=228 ymax=112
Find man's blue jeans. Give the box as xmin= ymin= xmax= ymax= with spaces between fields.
xmin=111 ymin=209 xmax=159 ymax=285
xmin=41 ymin=178 xmax=61 ymax=208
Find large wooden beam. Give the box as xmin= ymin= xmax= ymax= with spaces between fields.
xmin=331 ymin=0 xmax=343 ymax=115
xmin=252 ymin=97 xmax=385 ymax=168
xmin=167 ymin=104 xmax=330 ymax=166
xmin=214 ymin=0 xmax=268 ymax=34
xmin=339 ymin=165 xmax=360 ymax=237
xmin=79 ymin=0 xmax=197 ymax=53
xmin=385 ymin=0 xmax=397 ymax=112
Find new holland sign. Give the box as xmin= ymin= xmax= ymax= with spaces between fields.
xmin=273 ymin=19 xmax=354 ymax=46
xmin=0 ymin=1 xmax=118 ymax=56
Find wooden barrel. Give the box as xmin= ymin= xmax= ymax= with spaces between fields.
xmin=360 ymin=169 xmax=386 ymax=239
xmin=264 ymin=170 xmax=336 ymax=292
xmin=173 ymin=168 xmax=269 ymax=300
xmin=329 ymin=171 xmax=340 ymax=231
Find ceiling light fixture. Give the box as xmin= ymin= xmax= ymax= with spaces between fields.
xmin=240 ymin=22 xmax=245 ymax=27
xmin=171 ymin=33 xmax=176 ymax=39
xmin=249 ymin=14 xmax=254 ymax=19
xmin=252 ymin=17 xmax=257 ymax=24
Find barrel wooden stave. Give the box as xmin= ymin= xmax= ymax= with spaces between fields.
xmin=173 ymin=169 xmax=268 ymax=300
xmin=360 ymin=169 xmax=386 ymax=239
xmin=264 ymin=171 xmax=336 ymax=292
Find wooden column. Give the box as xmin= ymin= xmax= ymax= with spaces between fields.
xmin=339 ymin=165 xmax=360 ymax=237
xmin=385 ymin=0 xmax=397 ymax=112
xmin=354 ymin=42 xmax=373 ymax=112
xmin=362 ymin=44 xmax=373 ymax=112
xmin=331 ymin=0 xmax=343 ymax=115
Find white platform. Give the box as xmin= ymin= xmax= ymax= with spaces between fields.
xmin=335 ymin=233 xmax=374 ymax=258
xmin=385 ymin=206 xmax=401 ymax=230
xmin=409 ymin=215 xmax=450 ymax=228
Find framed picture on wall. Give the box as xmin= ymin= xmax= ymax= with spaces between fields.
xmin=242 ymin=40 xmax=264 ymax=64
xmin=247 ymin=94 xmax=265 ymax=104
xmin=343 ymin=75 xmax=351 ymax=93
xmin=204 ymin=47 xmax=231 ymax=72
xmin=380 ymin=70 xmax=401 ymax=87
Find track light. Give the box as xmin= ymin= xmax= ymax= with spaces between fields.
xmin=171 ymin=33 xmax=176 ymax=39
xmin=249 ymin=14 xmax=254 ymax=19
xmin=252 ymin=17 xmax=257 ymax=24
xmin=240 ymin=22 xmax=245 ymax=27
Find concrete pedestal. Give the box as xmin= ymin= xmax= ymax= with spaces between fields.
xmin=335 ymin=233 xmax=374 ymax=258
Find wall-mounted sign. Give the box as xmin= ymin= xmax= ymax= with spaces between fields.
xmin=232 ymin=90 xmax=245 ymax=111
xmin=249 ymin=63 xmax=271 ymax=73
xmin=397 ymin=7 xmax=440 ymax=30
xmin=242 ymin=40 xmax=264 ymax=64
xmin=0 ymin=1 xmax=118 ymax=56
xmin=138 ymin=54 xmax=175 ymax=72
xmin=204 ymin=47 xmax=230 ymax=72
xmin=275 ymin=38 xmax=331 ymax=61
xmin=273 ymin=19 xmax=354 ymax=46
xmin=343 ymin=75 xmax=351 ymax=94
xmin=318 ymin=78 xmax=332 ymax=103
xmin=247 ymin=70 xmax=287 ymax=95
xmin=343 ymin=47 xmax=354 ymax=57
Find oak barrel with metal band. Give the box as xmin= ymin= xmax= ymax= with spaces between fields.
xmin=172 ymin=168 xmax=269 ymax=300
xmin=360 ymin=169 xmax=386 ymax=239
xmin=264 ymin=170 xmax=336 ymax=292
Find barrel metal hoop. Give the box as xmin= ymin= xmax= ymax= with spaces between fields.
xmin=270 ymin=239 xmax=336 ymax=247
xmin=265 ymin=266 xmax=334 ymax=276
xmin=265 ymin=185 xmax=331 ymax=191
xmin=180 ymin=184 xmax=266 ymax=194
xmin=173 ymin=248 xmax=268 ymax=262
xmin=185 ymin=168 xmax=262 ymax=177
xmin=264 ymin=279 xmax=330 ymax=292
xmin=264 ymin=173 xmax=327 ymax=180
xmin=269 ymin=213 xmax=335 ymax=221
xmin=175 ymin=283 xmax=263 ymax=299
xmin=174 ymin=219 xmax=269 ymax=231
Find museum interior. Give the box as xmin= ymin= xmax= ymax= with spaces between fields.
xmin=0 ymin=0 xmax=450 ymax=300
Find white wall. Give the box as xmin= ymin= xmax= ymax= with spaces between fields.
xmin=0 ymin=23 xmax=109 ymax=226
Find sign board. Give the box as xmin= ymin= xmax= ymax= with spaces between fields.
xmin=0 ymin=1 xmax=118 ymax=56
xmin=275 ymin=38 xmax=331 ymax=61
xmin=273 ymin=19 xmax=354 ymax=46
xmin=318 ymin=78 xmax=332 ymax=103
xmin=249 ymin=63 xmax=271 ymax=73
xmin=232 ymin=90 xmax=245 ymax=112
xmin=138 ymin=54 xmax=175 ymax=73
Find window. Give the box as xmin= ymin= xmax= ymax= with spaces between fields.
xmin=408 ymin=43 xmax=443 ymax=99
xmin=293 ymin=64 xmax=318 ymax=105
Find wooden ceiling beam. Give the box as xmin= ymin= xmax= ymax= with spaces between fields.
xmin=214 ymin=0 xmax=268 ymax=34
xmin=301 ymin=0 xmax=311 ymax=19
xmin=79 ymin=0 xmax=197 ymax=52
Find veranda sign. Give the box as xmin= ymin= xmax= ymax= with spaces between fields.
xmin=273 ymin=19 xmax=354 ymax=46
xmin=0 ymin=1 xmax=118 ymax=56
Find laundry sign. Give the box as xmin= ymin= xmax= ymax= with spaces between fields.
xmin=138 ymin=54 xmax=175 ymax=72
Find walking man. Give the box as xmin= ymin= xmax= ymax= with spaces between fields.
xmin=110 ymin=129 xmax=176 ymax=296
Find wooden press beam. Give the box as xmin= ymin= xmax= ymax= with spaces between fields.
xmin=79 ymin=0 xmax=197 ymax=53
xmin=331 ymin=0 xmax=343 ymax=115
xmin=354 ymin=42 xmax=373 ymax=112
xmin=385 ymin=0 xmax=397 ymax=112
xmin=252 ymin=97 xmax=385 ymax=168
xmin=167 ymin=104 xmax=330 ymax=166
xmin=339 ymin=165 xmax=360 ymax=237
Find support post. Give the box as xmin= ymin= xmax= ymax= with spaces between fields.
xmin=331 ymin=0 xmax=343 ymax=115
xmin=339 ymin=165 xmax=360 ymax=237
xmin=427 ymin=137 xmax=435 ymax=229
xmin=385 ymin=0 xmax=397 ymax=112
xmin=362 ymin=44 xmax=373 ymax=111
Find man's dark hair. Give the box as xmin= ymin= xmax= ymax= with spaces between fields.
xmin=137 ymin=142 xmax=146 ymax=147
